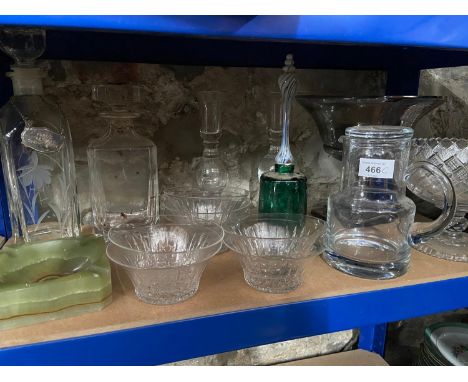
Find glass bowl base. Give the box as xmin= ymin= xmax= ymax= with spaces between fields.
xmin=135 ymin=287 xmax=198 ymax=305
xmin=415 ymin=232 xmax=468 ymax=262
xmin=323 ymin=251 xmax=410 ymax=280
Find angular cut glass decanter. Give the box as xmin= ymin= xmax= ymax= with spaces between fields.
xmin=0 ymin=28 xmax=79 ymax=243
xmin=258 ymin=55 xmax=307 ymax=214
xmin=194 ymin=90 xmax=228 ymax=192
xmin=87 ymin=85 xmax=159 ymax=236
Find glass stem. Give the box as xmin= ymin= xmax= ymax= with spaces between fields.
xmin=275 ymin=54 xmax=297 ymax=166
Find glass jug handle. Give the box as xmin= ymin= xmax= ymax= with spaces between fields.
xmin=406 ymin=161 xmax=457 ymax=245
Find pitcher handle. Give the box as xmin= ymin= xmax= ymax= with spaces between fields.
xmin=407 ymin=161 xmax=457 ymax=245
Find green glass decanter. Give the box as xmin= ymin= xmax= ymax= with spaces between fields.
xmin=258 ymin=54 xmax=307 ymax=214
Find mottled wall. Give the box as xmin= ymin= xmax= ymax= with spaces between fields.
xmin=41 ymin=61 xmax=468 ymax=222
xmin=39 ymin=60 xmax=468 ymax=366
xmin=42 ymin=60 xmax=385 ymax=218
xmin=419 ymin=67 xmax=468 ymax=139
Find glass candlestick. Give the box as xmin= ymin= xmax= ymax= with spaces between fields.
xmin=258 ymin=55 xmax=307 ymax=214
xmin=87 ymin=85 xmax=159 ymax=236
xmin=195 ymin=90 xmax=228 ymax=193
xmin=257 ymin=92 xmax=283 ymax=180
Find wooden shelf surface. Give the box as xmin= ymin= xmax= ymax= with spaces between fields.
xmin=1 ymin=249 xmax=468 ymax=350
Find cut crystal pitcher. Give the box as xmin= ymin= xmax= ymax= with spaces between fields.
xmin=324 ymin=126 xmax=457 ymax=279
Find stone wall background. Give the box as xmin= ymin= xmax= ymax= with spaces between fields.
xmin=41 ymin=60 xmax=468 ymax=365
xmin=42 ymin=60 xmax=386 ymax=220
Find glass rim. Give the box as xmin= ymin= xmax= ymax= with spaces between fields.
xmin=222 ymin=213 xmax=325 ymax=241
xmin=295 ymin=95 xmax=444 ymax=104
xmin=344 ymin=125 xmax=414 ymax=139
xmin=107 ymin=218 xmax=224 ymax=261
xmin=162 ymin=187 xmax=250 ymax=201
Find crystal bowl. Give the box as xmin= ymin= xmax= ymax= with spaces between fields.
xmin=161 ymin=187 xmax=251 ymax=225
xmin=106 ymin=216 xmax=223 ymax=304
xmin=409 ymin=138 xmax=468 ymax=262
xmin=223 ymin=214 xmax=325 ymax=294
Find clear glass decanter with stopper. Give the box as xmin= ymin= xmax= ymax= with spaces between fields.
xmin=194 ymin=90 xmax=228 ymax=193
xmin=0 ymin=28 xmax=80 ymax=243
xmin=0 ymin=29 xmax=111 ymax=330
xmin=87 ymin=85 xmax=159 ymax=237
xmin=258 ymin=55 xmax=307 ymax=214
xmin=324 ymin=125 xmax=457 ymax=280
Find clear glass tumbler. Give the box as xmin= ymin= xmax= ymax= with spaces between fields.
xmin=324 ymin=126 xmax=457 ymax=280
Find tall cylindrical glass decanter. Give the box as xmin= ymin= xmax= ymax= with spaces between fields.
xmin=194 ymin=90 xmax=228 ymax=193
xmin=0 ymin=29 xmax=111 ymax=330
xmin=87 ymin=85 xmax=159 ymax=236
xmin=0 ymin=28 xmax=80 ymax=243
xmin=324 ymin=125 xmax=457 ymax=279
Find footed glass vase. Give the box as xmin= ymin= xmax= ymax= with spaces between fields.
xmin=296 ymin=95 xmax=444 ymax=217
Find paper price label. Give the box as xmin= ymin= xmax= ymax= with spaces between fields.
xmin=358 ymin=158 xmax=395 ymax=179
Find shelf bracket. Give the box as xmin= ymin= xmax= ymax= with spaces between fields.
xmin=358 ymin=324 xmax=388 ymax=356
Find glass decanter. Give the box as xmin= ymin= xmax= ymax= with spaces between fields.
xmin=0 ymin=28 xmax=80 ymax=243
xmin=324 ymin=125 xmax=457 ymax=280
xmin=194 ymin=90 xmax=228 ymax=192
xmin=87 ymin=85 xmax=159 ymax=236
xmin=0 ymin=28 xmax=111 ymax=330
xmin=259 ymin=55 xmax=307 ymax=214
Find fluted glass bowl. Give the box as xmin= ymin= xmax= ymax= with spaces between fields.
xmin=223 ymin=214 xmax=325 ymax=294
xmin=161 ymin=187 xmax=251 ymax=224
xmin=106 ymin=216 xmax=223 ymax=304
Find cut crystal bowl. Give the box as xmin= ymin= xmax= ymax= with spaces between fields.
xmin=409 ymin=138 xmax=468 ymax=262
xmin=223 ymin=213 xmax=324 ymax=293
xmin=106 ymin=216 xmax=223 ymax=304
xmin=161 ymin=187 xmax=251 ymax=225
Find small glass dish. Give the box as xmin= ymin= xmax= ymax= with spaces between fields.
xmin=223 ymin=213 xmax=324 ymax=294
xmin=106 ymin=216 xmax=223 ymax=305
xmin=161 ymin=187 xmax=251 ymax=224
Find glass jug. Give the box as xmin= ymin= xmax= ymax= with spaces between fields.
xmin=324 ymin=126 xmax=456 ymax=279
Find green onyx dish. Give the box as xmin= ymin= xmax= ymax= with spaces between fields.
xmin=0 ymin=235 xmax=112 ymax=330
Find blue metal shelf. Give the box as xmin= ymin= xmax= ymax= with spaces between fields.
xmin=0 ymin=16 xmax=467 ymax=75
xmin=0 ymin=276 xmax=467 ymax=365
xmin=1 ymin=251 xmax=468 ymax=365
xmin=0 ymin=16 xmax=468 ymax=365
xmin=0 ymin=16 xmax=468 ymax=50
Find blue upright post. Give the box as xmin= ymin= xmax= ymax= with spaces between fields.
xmin=0 ymin=161 xmax=11 ymax=239
xmin=358 ymin=324 xmax=388 ymax=356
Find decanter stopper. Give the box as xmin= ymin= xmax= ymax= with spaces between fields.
xmin=275 ymin=54 xmax=297 ymax=167
xmin=0 ymin=28 xmax=45 ymax=67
